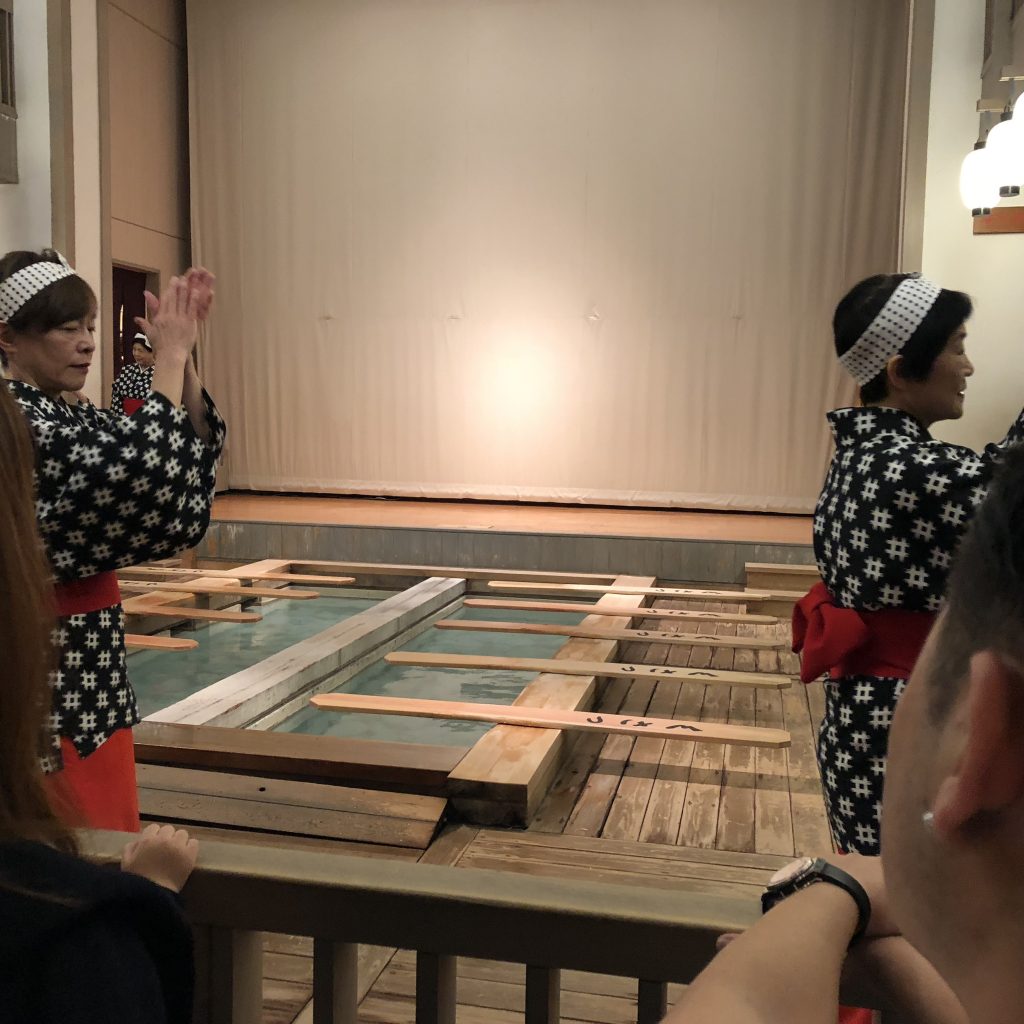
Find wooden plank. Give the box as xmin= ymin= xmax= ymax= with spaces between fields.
xmin=715 ymin=621 xmax=758 ymax=854
xmin=136 ymin=763 xmax=446 ymax=822
xmin=448 ymin=577 xmax=655 ymax=826
xmin=754 ymin=622 xmax=796 ymax=857
xmin=125 ymin=634 xmax=198 ymax=651
xmin=464 ymin=598 xmax=779 ymax=625
xmin=600 ymin=630 xmax=679 ymax=842
xmin=133 ymin=721 xmax=465 ymax=793
xmin=437 ymin=618 xmax=785 ymax=649
xmin=488 ymin=581 xmax=768 ymax=602
xmin=289 ymin=559 xmax=617 ymax=585
xmin=120 ymin=566 xmax=355 ymax=586
xmin=637 ymin=602 xmax=712 ymax=846
xmin=120 ymin=581 xmax=320 ymax=600
xmin=123 ymin=600 xmax=263 ymax=623
xmin=385 ymin=651 xmax=793 ymax=690
xmin=311 ymin=693 xmax=791 ymax=748
xmin=676 ymin=612 xmax=732 ymax=851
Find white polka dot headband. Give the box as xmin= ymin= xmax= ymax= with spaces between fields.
xmin=839 ymin=274 xmax=942 ymax=385
xmin=0 ymin=252 xmax=78 ymax=323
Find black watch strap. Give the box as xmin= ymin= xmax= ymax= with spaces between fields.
xmin=761 ymin=858 xmax=871 ymax=945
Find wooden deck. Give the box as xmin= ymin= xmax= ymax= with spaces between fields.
xmin=144 ymin=590 xmax=828 ymax=1022
xmin=530 ymin=599 xmax=831 ymax=858
xmin=260 ymin=826 xmax=790 ymax=1023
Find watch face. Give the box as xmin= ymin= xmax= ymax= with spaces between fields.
xmin=768 ymin=857 xmax=814 ymax=888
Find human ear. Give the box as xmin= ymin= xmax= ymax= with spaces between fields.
xmin=932 ymin=651 xmax=1024 ymax=838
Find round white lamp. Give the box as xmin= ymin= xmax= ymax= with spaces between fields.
xmin=959 ymin=145 xmax=1001 ymax=215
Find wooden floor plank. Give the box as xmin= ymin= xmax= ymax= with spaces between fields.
xmin=676 ymin=618 xmax=731 ymax=850
xmin=754 ymin=626 xmax=797 ymax=857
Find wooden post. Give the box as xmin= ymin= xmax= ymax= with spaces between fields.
xmin=206 ymin=927 xmax=263 ymax=1024
xmin=415 ymin=951 xmax=457 ymax=1024
xmin=525 ymin=965 xmax=561 ymax=1024
xmin=637 ymin=980 xmax=668 ymax=1024
xmin=313 ymin=939 xmax=359 ymax=1024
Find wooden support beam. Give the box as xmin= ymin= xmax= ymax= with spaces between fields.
xmin=487 ymin=581 xmax=769 ymax=603
xmin=525 ymin=965 xmax=560 ymax=1024
xmin=119 ymin=566 xmax=355 ymax=587
xmin=463 ymin=598 xmax=780 ymax=625
xmin=119 ymin=581 xmax=320 ymax=600
xmin=436 ymin=619 xmax=786 ymax=650
xmin=123 ymin=601 xmax=263 ymax=624
xmin=310 ymin=693 xmax=792 ymax=748
xmin=125 ymin=634 xmax=198 ymax=651
xmin=415 ymin=951 xmax=457 ymax=1024
xmin=384 ymin=652 xmax=792 ymax=690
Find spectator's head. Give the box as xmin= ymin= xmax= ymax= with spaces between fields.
xmin=0 ymin=250 xmax=97 ymax=398
xmin=132 ymin=333 xmax=155 ymax=369
xmin=883 ymin=443 xmax=1024 ymax=1011
xmin=0 ymin=382 xmax=75 ymax=851
xmin=833 ymin=274 xmax=974 ymax=426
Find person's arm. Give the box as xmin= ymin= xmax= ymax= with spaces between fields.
xmin=137 ymin=267 xmax=217 ymax=444
xmin=664 ymin=884 xmax=858 ymax=1024
xmin=840 ymin=937 xmax=968 ymax=1024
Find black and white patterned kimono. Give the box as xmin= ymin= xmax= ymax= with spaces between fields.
xmin=813 ymin=405 xmax=1024 ymax=852
xmin=110 ymin=363 xmax=154 ymax=411
xmin=6 ymin=380 xmax=226 ymax=769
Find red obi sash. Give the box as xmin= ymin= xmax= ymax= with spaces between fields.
xmin=53 ymin=571 xmax=122 ymax=617
xmin=792 ymin=582 xmax=936 ymax=684
xmin=122 ymin=397 xmax=145 ymax=415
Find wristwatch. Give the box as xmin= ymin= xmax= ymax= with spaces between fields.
xmin=761 ymin=857 xmax=871 ymax=945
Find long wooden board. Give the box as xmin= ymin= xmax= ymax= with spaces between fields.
xmin=311 ymin=694 xmax=791 ymax=749
xmin=487 ymin=581 xmax=770 ymax=603
xmin=463 ymin=598 xmax=779 ymax=625
xmin=384 ymin=652 xmax=792 ymax=690
xmin=123 ymin=601 xmax=263 ymax=624
xmin=125 ymin=634 xmax=198 ymax=651
xmin=119 ymin=581 xmax=320 ymax=600
xmin=119 ymin=566 xmax=355 ymax=587
xmin=436 ymin=619 xmax=786 ymax=650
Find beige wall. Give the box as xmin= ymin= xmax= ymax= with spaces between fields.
xmin=921 ymin=0 xmax=1024 ymax=452
xmin=107 ymin=0 xmax=188 ymax=282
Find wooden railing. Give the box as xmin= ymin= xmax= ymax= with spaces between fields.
xmin=86 ymin=831 xmax=760 ymax=1024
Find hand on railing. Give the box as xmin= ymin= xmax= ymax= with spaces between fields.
xmin=121 ymin=822 xmax=200 ymax=892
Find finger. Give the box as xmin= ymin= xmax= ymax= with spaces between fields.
xmin=173 ymin=828 xmax=192 ymax=847
xmin=715 ymin=933 xmax=740 ymax=952
xmin=185 ymin=282 xmax=200 ymax=321
xmin=134 ymin=316 xmax=152 ymax=335
xmin=142 ymin=822 xmax=162 ymax=838
xmin=143 ymin=290 xmax=160 ymax=319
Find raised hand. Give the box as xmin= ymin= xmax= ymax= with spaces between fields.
xmin=134 ymin=276 xmax=199 ymax=362
xmin=183 ymin=267 xmax=216 ymax=322
xmin=121 ymin=822 xmax=199 ymax=893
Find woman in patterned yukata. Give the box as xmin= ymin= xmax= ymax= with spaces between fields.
xmin=0 ymin=249 xmax=226 ymax=832
xmin=793 ymin=272 xmax=1024 ymax=855
xmin=111 ymin=332 xmax=156 ymax=415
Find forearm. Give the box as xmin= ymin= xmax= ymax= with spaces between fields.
xmin=150 ymin=350 xmax=188 ymax=407
xmin=841 ymin=938 xmax=968 ymax=1024
xmin=665 ymin=886 xmax=857 ymax=1024
xmin=181 ymin=357 xmax=211 ymax=443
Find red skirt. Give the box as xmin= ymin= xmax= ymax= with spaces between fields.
xmin=45 ymin=728 xmax=140 ymax=832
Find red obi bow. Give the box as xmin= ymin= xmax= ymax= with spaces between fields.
xmin=791 ymin=581 xmax=935 ymax=684
xmin=54 ymin=571 xmax=122 ymax=617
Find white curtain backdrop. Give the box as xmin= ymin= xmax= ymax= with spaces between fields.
xmin=187 ymin=0 xmax=908 ymax=512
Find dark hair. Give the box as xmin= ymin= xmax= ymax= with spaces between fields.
xmin=0 ymin=251 xmax=97 ymax=368
xmin=929 ymin=443 xmax=1024 ymax=720
xmin=0 ymin=382 xmax=76 ymax=853
xmin=834 ymin=274 xmax=973 ymax=404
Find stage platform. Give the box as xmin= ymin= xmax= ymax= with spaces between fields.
xmin=202 ymin=494 xmax=815 ymax=585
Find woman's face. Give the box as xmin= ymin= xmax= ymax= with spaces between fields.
xmin=902 ymin=325 xmax=974 ymax=427
xmin=133 ymin=342 xmax=155 ymax=368
xmin=1 ymin=316 xmax=97 ymax=399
